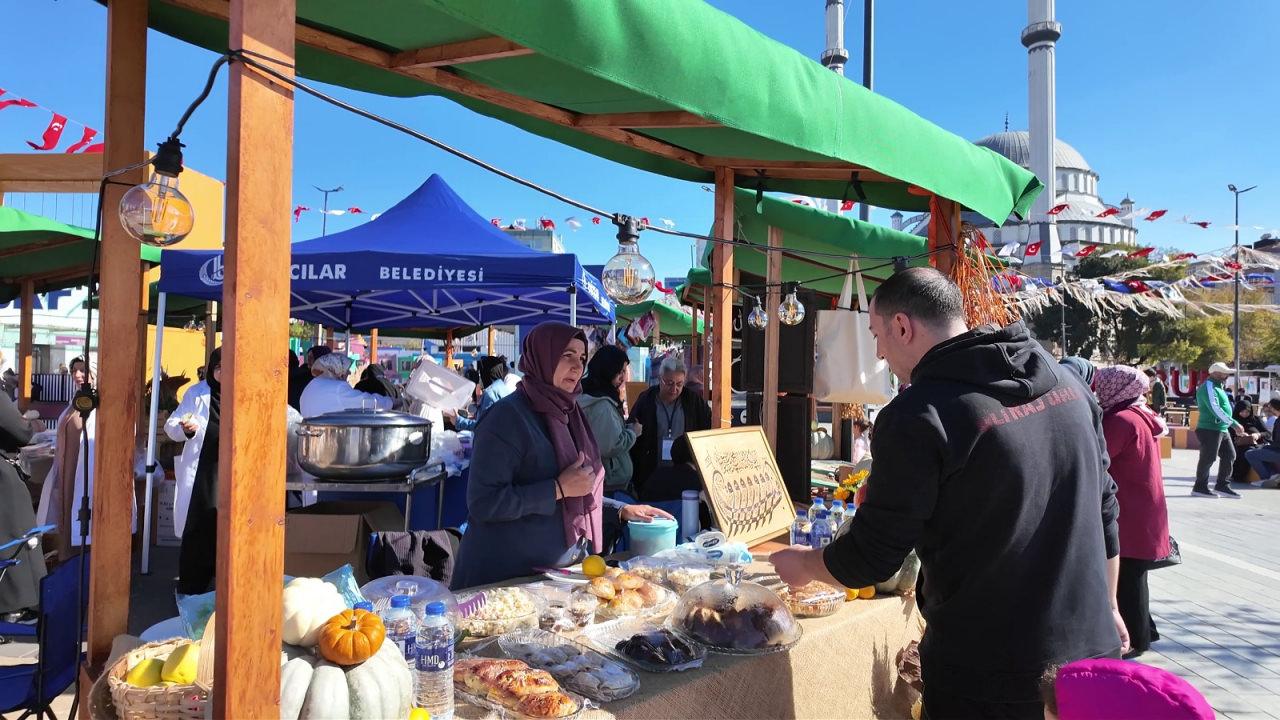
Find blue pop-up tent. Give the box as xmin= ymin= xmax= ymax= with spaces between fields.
xmin=157 ymin=174 xmax=615 ymax=329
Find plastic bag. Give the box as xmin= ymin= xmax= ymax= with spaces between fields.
xmin=403 ymin=355 xmax=475 ymax=411
xmin=321 ymin=564 xmax=367 ymax=607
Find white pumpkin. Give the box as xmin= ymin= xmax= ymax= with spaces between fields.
xmin=281 ymin=642 xmax=412 ymax=720
xmin=282 ymin=577 xmax=347 ymax=647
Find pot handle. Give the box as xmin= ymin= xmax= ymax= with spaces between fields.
xmin=296 ymin=427 xmax=323 ymax=437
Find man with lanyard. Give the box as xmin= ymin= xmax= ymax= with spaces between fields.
xmin=628 ymin=354 xmax=712 ymax=496
xmin=1193 ymin=362 xmax=1244 ymax=499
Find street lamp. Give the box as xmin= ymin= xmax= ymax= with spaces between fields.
xmin=314 ymin=184 xmax=344 ymax=236
xmin=1228 ymin=183 xmax=1257 ymax=391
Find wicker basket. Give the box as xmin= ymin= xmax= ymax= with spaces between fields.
xmin=106 ymin=639 xmax=210 ymax=720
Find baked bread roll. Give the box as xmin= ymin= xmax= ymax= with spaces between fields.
xmin=489 ymin=668 xmax=559 ymax=706
xmin=460 ymin=659 xmax=526 ymax=693
xmin=604 ymin=567 xmax=624 ymax=579
xmin=588 ymin=577 xmax=617 ymax=600
xmin=610 ymin=589 xmax=645 ymax=613
xmin=616 ymin=572 xmax=646 ymax=590
xmin=635 ymin=581 xmax=662 ymax=606
xmin=516 ymin=691 xmax=580 ymax=718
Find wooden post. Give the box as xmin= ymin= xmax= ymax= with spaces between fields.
xmin=487 ymin=326 xmax=495 ymax=356
xmin=762 ymin=228 xmax=782 ymax=448
xmin=216 ymin=1 xmax=295 ymax=716
xmin=17 ymin=280 xmax=34 ymax=411
xmin=710 ymin=167 xmax=735 ymax=429
xmin=204 ymin=301 xmax=218 ymax=356
xmin=444 ymin=329 xmax=454 ymax=368
xmin=928 ymin=197 xmax=961 ymax=277
xmin=370 ymin=328 xmax=380 ymax=366
xmin=690 ymin=300 xmax=701 ymax=367
xmin=85 ymin=0 xmax=147 ymax=678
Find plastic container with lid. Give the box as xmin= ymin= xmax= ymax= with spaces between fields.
xmin=628 ymin=517 xmax=678 ymax=556
xmin=360 ymin=575 xmax=459 ymax=622
xmin=670 ymin=565 xmax=802 ymax=655
xmin=781 ymin=581 xmax=846 ymax=618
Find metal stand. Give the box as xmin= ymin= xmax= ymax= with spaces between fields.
xmin=284 ymin=464 xmax=447 ymax=530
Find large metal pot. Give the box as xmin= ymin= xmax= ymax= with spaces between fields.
xmin=296 ymin=408 xmax=432 ymax=480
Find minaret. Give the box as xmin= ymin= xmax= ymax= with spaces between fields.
xmin=1022 ymin=0 xmax=1062 ymax=270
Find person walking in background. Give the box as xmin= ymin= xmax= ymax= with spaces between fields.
xmin=1145 ymin=368 xmax=1167 ymax=415
xmin=1194 ymin=362 xmax=1244 ymax=499
xmin=1093 ymin=366 xmax=1171 ymax=659
xmin=628 ymin=355 xmax=712 ymax=497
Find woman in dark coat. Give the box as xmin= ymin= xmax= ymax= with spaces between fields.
xmin=1231 ymin=400 xmax=1269 ymax=482
xmin=1 ymin=390 xmax=47 ymax=617
xmin=1094 ymin=366 xmax=1171 ymax=658
xmin=178 ymin=347 xmax=221 ymax=595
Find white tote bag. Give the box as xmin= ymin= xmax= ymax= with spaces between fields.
xmin=813 ymin=259 xmax=893 ymax=404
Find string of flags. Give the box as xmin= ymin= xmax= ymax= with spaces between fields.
xmin=292 ymin=205 xmax=378 ymax=223
xmin=0 ymin=86 xmax=104 ymax=154
xmin=1043 ymin=202 xmax=1272 ymax=233
xmin=485 ymin=216 xmax=678 ymax=232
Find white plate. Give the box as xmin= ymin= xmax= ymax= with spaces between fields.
xmin=542 ymin=563 xmax=590 ymax=585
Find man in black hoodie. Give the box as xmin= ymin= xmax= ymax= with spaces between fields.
xmin=772 ymin=268 xmax=1125 ymax=719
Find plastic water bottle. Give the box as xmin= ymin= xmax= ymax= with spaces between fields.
xmin=811 ymin=510 xmax=834 ymax=548
xmin=829 ymin=500 xmax=846 ymax=530
xmin=353 ymin=600 xmax=374 ymax=612
xmin=790 ymin=510 xmax=810 ymax=547
xmin=415 ymin=601 xmax=455 ymax=720
xmin=807 ymin=497 xmax=826 ymax=522
xmin=381 ymin=594 xmax=418 ymax=669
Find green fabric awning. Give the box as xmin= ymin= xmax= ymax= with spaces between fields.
xmin=617 ymin=299 xmax=703 ymax=339
xmin=139 ymin=0 xmax=1040 ymax=224
xmin=0 ymin=206 xmax=161 ymax=303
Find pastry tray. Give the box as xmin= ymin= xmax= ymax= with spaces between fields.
xmin=592 ymin=583 xmax=677 ymax=621
xmin=496 ymin=628 xmax=640 ymax=703
xmin=454 ymin=649 xmax=592 ymax=720
xmin=578 ymin=617 xmax=707 ymax=674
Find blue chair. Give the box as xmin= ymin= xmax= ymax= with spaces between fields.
xmin=0 ymin=525 xmax=55 ymax=641
xmin=0 ymin=555 xmax=87 ymax=720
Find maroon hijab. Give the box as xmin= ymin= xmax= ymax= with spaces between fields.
xmin=515 ymin=322 xmax=605 ymax=552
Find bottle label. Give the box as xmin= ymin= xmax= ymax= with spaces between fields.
xmin=416 ymin=639 xmax=454 ymax=672
xmin=390 ymin=631 xmax=416 ymax=662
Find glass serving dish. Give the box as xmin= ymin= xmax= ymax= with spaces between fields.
xmin=453 ymin=654 xmax=589 ymax=720
xmin=497 ymin=628 xmax=641 ymax=703
xmin=669 ymin=565 xmax=803 ymax=655
xmin=456 ymin=587 xmax=540 ymax=638
xmin=780 ymin=581 xmax=847 ymax=618
xmin=580 ymin=617 xmax=707 ymax=673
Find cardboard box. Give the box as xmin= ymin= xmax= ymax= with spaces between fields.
xmin=1159 ymin=435 xmax=1173 ymax=459
xmin=285 ymin=501 xmax=404 ymax=583
xmin=1189 ymin=409 xmax=1200 ymax=429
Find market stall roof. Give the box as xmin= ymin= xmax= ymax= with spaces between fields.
xmin=141 ymin=0 xmax=1040 ymax=224
xmin=617 ymin=299 xmax=703 ymax=339
xmin=0 ymin=205 xmax=161 ymax=303
xmin=157 ymin=174 xmax=615 ymax=329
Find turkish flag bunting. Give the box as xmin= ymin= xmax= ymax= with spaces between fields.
xmin=540 ymin=218 xmax=555 ymax=230
xmin=292 ymin=205 xmax=310 ymax=223
xmin=1125 ymin=280 xmax=1152 ymax=293
xmin=654 ymin=282 xmax=675 ymax=295
xmin=490 ymin=218 xmax=501 ymax=227
xmin=346 ymin=207 xmax=364 ymax=214
xmin=64 ymin=126 xmax=98 ymax=154
xmin=0 ymin=96 xmax=36 ymax=112
xmin=840 ymin=199 xmax=856 ymax=212
xmin=1172 ymin=252 xmax=1197 ymax=261
xmin=1225 ymin=261 xmax=1243 ymax=271
xmin=1144 ymin=210 xmax=1168 ymax=222
xmin=1127 ymin=247 xmax=1156 ymax=258
xmin=1047 ymin=203 xmax=1069 ymax=215
xmin=1095 ymin=207 xmax=1120 ymax=218
xmin=639 ymin=217 xmax=650 ymax=227
xmin=1076 ymin=244 xmax=1100 ymax=258
xmin=26 ymin=113 xmax=68 ymax=150
xmin=82 ymin=143 xmax=104 ymax=154
xmin=1024 ymin=241 xmax=1043 ymax=256
xmin=1192 ymin=221 xmax=1211 ymax=229
xmin=591 ymin=217 xmax=601 ymax=225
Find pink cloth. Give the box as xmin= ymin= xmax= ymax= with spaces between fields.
xmin=1102 ymin=405 xmax=1171 ymax=561
xmin=1057 ymin=659 xmax=1214 ymax=720
xmin=515 ymin=322 xmax=605 ymax=552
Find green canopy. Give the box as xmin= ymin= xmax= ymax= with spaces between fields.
xmin=617 ymin=299 xmax=703 ymax=340
xmin=139 ymin=0 xmax=1040 ymax=224
xmin=678 ymin=267 xmax=713 ymax=307
xmin=0 ymin=206 xmax=162 ymax=303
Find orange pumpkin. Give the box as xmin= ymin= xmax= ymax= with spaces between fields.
xmin=317 ymin=609 xmax=386 ymax=666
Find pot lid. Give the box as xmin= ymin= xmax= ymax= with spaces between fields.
xmin=301 ymin=408 xmax=433 ymax=428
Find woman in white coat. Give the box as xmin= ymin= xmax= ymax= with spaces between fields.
xmin=300 ymin=353 xmax=394 ymax=418
xmin=163 ymin=377 xmax=212 ymax=538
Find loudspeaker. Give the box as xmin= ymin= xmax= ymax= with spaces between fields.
xmin=746 ymin=393 xmax=812 ymax=503
xmin=739 ymin=289 xmax=817 ymax=394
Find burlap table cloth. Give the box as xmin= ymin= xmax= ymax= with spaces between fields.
xmin=455 ymin=565 xmax=923 ymax=720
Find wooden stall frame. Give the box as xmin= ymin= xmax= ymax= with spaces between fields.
xmin=17 ymin=280 xmax=33 ymax=409
xmin=710 ymin=167 xmax=735 ymax=428
xmin=761 ymin=227 xmax=783 ymax=448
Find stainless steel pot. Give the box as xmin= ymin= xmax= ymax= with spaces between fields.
xmin=296 ymin=408 xmax=432 ymax=480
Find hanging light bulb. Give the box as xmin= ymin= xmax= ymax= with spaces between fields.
xmin=747 ymin=296 xmax=768 ymax=330
xmin=119 ymin=137 xmax=195 ymax=247
xmin=602 ymin=215 xmax=655 ymax=304
xmin=778 ymin=283 xmax=806 ymax=326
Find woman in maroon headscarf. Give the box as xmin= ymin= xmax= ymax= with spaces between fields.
xmin=451 ymin=322 xmax=671 ymax=589
xmin=1094 ymin=365 xmax=1171 ymax=659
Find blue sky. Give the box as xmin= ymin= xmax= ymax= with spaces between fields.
xmin=1 ymin=1 xmax=1277 ymax=285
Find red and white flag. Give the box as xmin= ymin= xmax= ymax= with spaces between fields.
xmin=639 ymin=217 xmax=651 ymax=227
xmin=489 ymin=218 xmax=501 ymax=227
xmin=292 ymin=205 xmax=310 ymax=222
xmin=0 ymin=94 xmax=36 ymax=112
xmin=1192 ymin=221 xmax=1211 ymax=229
xmin=1127 ymin=247 xmax=1156 ymax=258
xmin=82 ymin=143 xmax=104 ymax=154
xmin=1095 ymin=207 xmax=1120 ymax=218
xmin=1143 ymin=210 xmax=1167 ymax=222
xmin=591 ymin=217 xmax=602 ymax=225
xmin=539 ymin=217 xmax=556 ymax=230
xmin=659 ymin=218 xmax=676 ymax=229
xmin=1047 ymin=203 xmax=1070 ymax=216
xmin=1225 ymin=261 xmax=1243 ymax=271
xmin=1172 ymin=252 xmax=1197 ymax=261
xmin=64 ymin=126 xmax=98 ymax=154
xmin=1076 ymin=244 xmax=1100 ymax=258
xmin=346 ymin=207 xmax=364 ymax=214
xmin=839 ymin=199 xmax=856 ymax=212
xmin=565 ymin=217 xmax=582 ymax=230
xmin=1024 ymin=241 xmax=1043 ymax=256
xmin=26 ymin=112 xmax=68 ymax=150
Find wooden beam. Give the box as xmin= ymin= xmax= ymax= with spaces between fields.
xmin=0 ymin=266 xmax=98 ymax=287
xmin=204 ymin=301 xmax=218 ymax=356
xmin=215 ymin=1 xmax=294 ymax=716
xmin=928 ymin=197 xmax=960 ymax=277
xmin=0 ymin=153 xmax=105 ymax=194
xmin=762 ymin=227 xmax=782 ymax=448
xmin=444 ymin=329 xmax=454 ymax=367
xmin=0 ymin=237 xmax=83 ymax=261
xmin=370 ymin=328 xmax=379 ymax=365
xmin=86 ymin=0 xmax=147 ymax=679
xmin=391 ymin=36 xmax=533 ymax=68
xmin=701 ymin=157 xmax=896 ymax=183
xmin=17 ymin=280 xmax=34 ymax=411
xmin=575 ymin=111 xmax=720 ymax=129
xmin=486 ymin=326 xmax=495 ymax=356
xmin=710 ymin=167 xmax=735 ymax=429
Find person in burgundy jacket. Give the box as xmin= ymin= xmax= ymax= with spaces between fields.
xmin=1094 ymin=365 xmax=1172 ymax=659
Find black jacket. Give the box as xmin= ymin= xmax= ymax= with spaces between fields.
xmin=628 ymin=386 xmax=712 ymax=494
xmin=823 ymin=322 xmax=1120 ymax=703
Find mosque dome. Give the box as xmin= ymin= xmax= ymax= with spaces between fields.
xmin=974 ymin=130 xmax=1092 ymax=173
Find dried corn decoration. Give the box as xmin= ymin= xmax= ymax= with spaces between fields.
xmin=952 ymin=222 xmax=1019 ymax=329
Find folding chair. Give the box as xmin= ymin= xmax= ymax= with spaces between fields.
xmin=0 ymin=526 xmax=55 ymax=641
xmin=0 ymin=555 xmax=87 ymax=720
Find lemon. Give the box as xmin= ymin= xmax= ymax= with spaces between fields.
xmin=161 ymin=642 xmax=200 ymax=684
xmin=845 ymin=587 xmax=859 ymax=601
xmin=409 ymin=708 xmax=432 ymax=720
xmin=124 ymin=657 xmax=165 ymax=687
xmin=582 ymin=555 xmax=607 ymax=578
xmin=858 ymin=586 xmax=876 ymax=600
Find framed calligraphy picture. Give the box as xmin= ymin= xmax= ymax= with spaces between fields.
xmin=685 ymin=426 xmax=793 ymax=548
